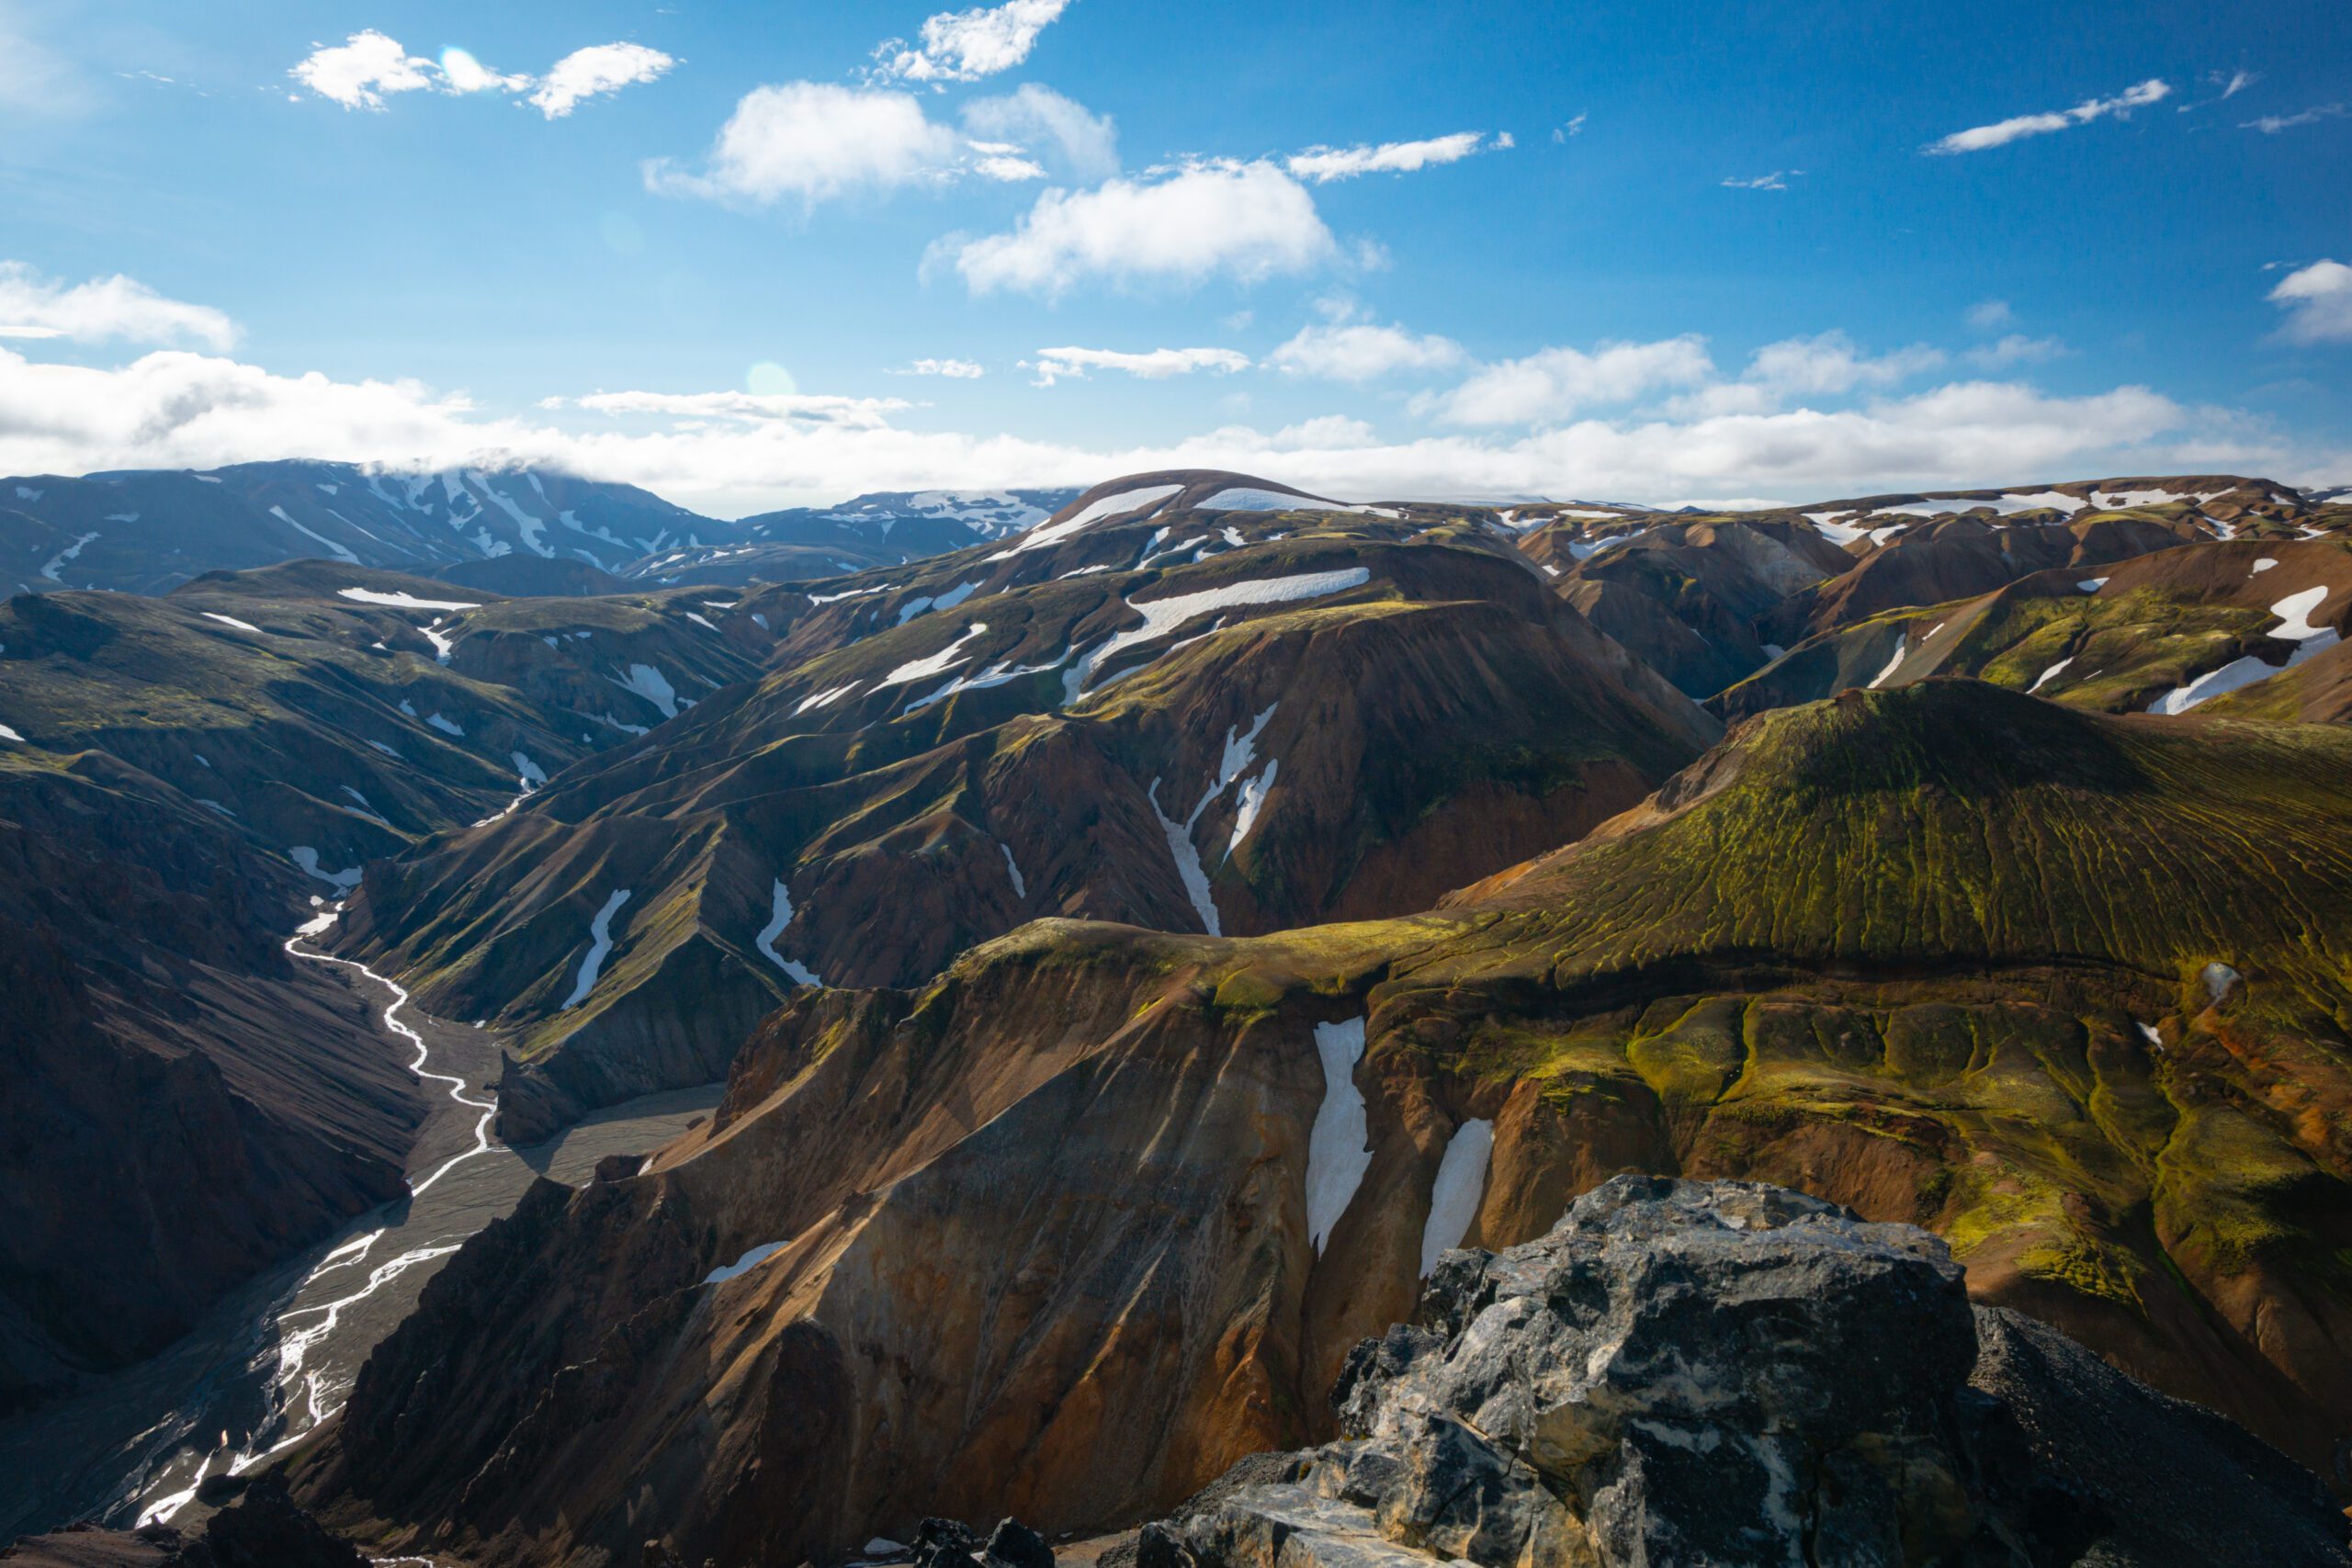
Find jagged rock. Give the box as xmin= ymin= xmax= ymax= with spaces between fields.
xmin=984 ymin=1517 xmax=1055 ymax=1568
xmin=911 ymin=1517 xmax=983 ymax=1568
xmin=1143 ymin=1176 xmax=2351 ymax=1568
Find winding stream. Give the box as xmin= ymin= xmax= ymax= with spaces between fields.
xmin=0 ymin=911 xmax=723 ymax=1545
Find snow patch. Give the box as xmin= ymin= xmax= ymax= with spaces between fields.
xmin=1071 ymin=569 xmax=1369 ymax=698
xmin=202 ymin=612 xmax=263 ymax=634
xmin=1000 ymin=841 xmax=1027 ymax=899
xmin=337 ymin=587 xmax=481 ymax=611
xmin=881 ymin=621 xmax=989 ymax=687
xmin=39 ymin=531 xmax=97 ymax=582
xmin=703 ymin=1241 xmax=786 ymax=1286
xmin=1148 ymin=777 xmax=1222 ymax=935
xmin=755 ymin=879 xmax=821 ymax=987
xmin=289 ymin=847 xmax=362 ymax=890
xmin=270 ymin=506 xmax=359 ymax=565
xmin=989 ymin=482 xmax=1183 ymax=559
xmin=425 ymin=712 xmax=463 ymax=737
xmin=607 ymin=662 xmax=680 ymax=717
xmin=2076 ymin=577 xmax=2109 ymax=593
xmin=2028 ymin=656 xmax=2074 ymax=694
xmin=794 ymin=682 xmax=858 ymax=716
xmin=561 ymin=889 xmax=631 ymax=1009
xmin=1305 ymin=1018 xmax=1372 ymax=1254
xmin=1865 ymin=637 xmax=1907 ymax=690
xmin=1419 ymin=1119 xmax=1495 ymax=1275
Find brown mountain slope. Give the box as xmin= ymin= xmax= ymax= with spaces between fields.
xmin=1756 ymin=513 xmax=2194 ymax=646
xmin=1713 ymin=538 xmax=2352 ymax=720
xmin=323 ymin=535 xmax=1713 ymax=1138
xmin=299 ymin=680 xmax=2352 ymax=1566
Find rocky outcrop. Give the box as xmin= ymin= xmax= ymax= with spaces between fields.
xmin=0 ymin=1480 xmax=366 ymax=1568
xmin=1140 ymin=1177 xmax=2351 ymax=1568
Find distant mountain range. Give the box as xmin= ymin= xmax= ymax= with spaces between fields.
xmin=0 ymin=460 xmax=1080 ymax=597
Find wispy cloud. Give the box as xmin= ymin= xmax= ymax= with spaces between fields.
xmin=1285 ymin=131 xmax=1510 ymax=183
xmin=875 ymin=0 xmax=1072 ymax=85
xmin=563 ymin=390 xmax=908 ymax=425
xmin=896 ymin=358 xmax=986 ymax=378
xmin=1026 ymin=345 xmax=1251 ymax=386
xmin=1424 ymin=336 xmax=1716 ymax=426
xmin=1552 ymin=112 xmax=1587 ymax=143
xmin=0 ymin=261 xmax=237 ymax=349
xmin=1721 ymin=170 xmax=1799 ymax=191
xmin=1965 ymin=333 xmax=2067 ymax=368
xmin=1925 ymin=78 xmax=2170 ymax=154
xmin=2244 ymin=104 xmax=2346 ymax=134
xmin=289 ymin=31 xmax=673 ymax=117
xmin=1965 ymin=299 xmax=2016 ymax=331
xmin=960 ymin=84 xmax=1118 ymax=182
xmin=2268 ymin=259 xmax=2352 ymax=344
xmin=2178 ymin=68 xmax=2257 ymax=112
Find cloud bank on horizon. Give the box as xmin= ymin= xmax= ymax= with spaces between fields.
xmin=3 ymin=0 xmax=2348 ymax=510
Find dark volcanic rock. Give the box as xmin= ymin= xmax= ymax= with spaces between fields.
xmin=1 ymin=1481 xmax=362 ymax=1568
xmin=1142 ymin=1176 xmax=2351 ymax=1568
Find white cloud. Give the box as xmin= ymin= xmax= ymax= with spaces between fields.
xmin=0 ymin=339 xmax=2287 ymax=516
xmin=876 ymin=0 xmax=1071 ymax=84
xmin=0 ymin=262 xmax=237 ymax=349
xmin=1269 ymin=320 xmax=1463 ymax=380
xmin=1027 ymin=345 xmax=1251 ymax=386
xmin=438 ymin=48 xmax=530 ymax=96
xmin=961 ymin=85 xmax=1117 ymax=182
xmin=970 ymin=145 xmax=1048 ymax=181
xmin=1552 ymin=112 xmax=1587 ymax=143
xmin=649 ymin=83 xmax=960 ymax=204
xmin=2268 ymin=259 xmax=2352 ymax=344
xmin=1926 ymin=78 xmax=2170 ymax=154
xmin=653 ymin=81 xmax=1107 ymax=203
xmin=1720 ymin=171 xmax=1797 ymax=191
xmin=2244 ymin=104 xmax=2345 ymax=134
xmin=1744 ymin=332 xmax=1941 ymax=396
xmin=1427 ymin=336 xmax=1716 ymax=425
xmin=897 ymin=358 xmax=986 ymax=378
xmin=1965 ymin=333 xmax=2066 ymax=368
xmin=943 ymin=160 xmax=1336 ymax=296
xmin=528 ymin=43 xmax=675 ymax=119
xmin=1965 ymin=299 xmax=2016 ymax=331
xmin=292 ymin=30 xmax=435 ymax=110
xmin=1285 ymin=130 xmax=1505 ymax=183
xmin=291 ymin=31 xmax=672 ymax=117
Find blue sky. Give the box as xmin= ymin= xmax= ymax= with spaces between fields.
xmin=2 ymin=0 xmax=2347 ymax=513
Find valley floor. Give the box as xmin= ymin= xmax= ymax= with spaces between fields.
xmin=0 ymin=952 xmax=720 ymax=1543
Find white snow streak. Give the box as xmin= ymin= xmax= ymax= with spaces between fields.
xmin=1419 ymin=1119 xmax=1495 ymax=1275
xmin=1305 ymin=1018 xmax=1372 ymax=1255
xmin=562 ymin=889 xmax=631 ymax=1008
